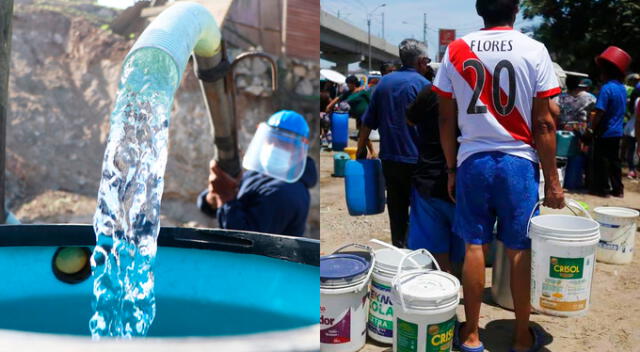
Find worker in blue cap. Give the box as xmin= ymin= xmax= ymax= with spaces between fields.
xmin=197 ymin=110 xmax=318 ymax=236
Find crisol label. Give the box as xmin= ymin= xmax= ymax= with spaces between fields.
xmin=426 ymin=317 xmax=455 ymax=352
xmin=549 ymin=256 xmax=584 ymax=279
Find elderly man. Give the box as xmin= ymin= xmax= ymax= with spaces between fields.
xmin=434 ymin=0 xmax=564 ymax=351
xmin=357 ymin=39 xmax=431 ymax=248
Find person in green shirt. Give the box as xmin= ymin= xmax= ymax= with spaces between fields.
xmin=345 ymin=86 xmax=376 ymax=156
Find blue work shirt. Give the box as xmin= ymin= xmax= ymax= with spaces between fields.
xmin=595 ymin=80 xmax=627 ymax=138
xmin=197 ymin=157 xmax=318 ymax=236
xmin=362 ymin=67 xmax=430 ymax=163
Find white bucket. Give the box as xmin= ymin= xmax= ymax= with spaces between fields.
xmin=367 ymin=240 xmax=432 ymax=344
xmin=529 ymin=200 xmax=600 ymax=317
xmin=594 ymin=207 xmax=639 ymax=264
xmin=320 ymin=244 xmax=375 ymax=352
xmin=391 ymin=250 xmax=460 ymax=352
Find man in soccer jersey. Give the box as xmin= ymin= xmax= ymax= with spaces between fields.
xmin=433 ymin=1 xmax=564 ymax=351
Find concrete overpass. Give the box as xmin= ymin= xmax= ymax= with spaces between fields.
xmin=321 ymin=10 xmax=400 ymax=74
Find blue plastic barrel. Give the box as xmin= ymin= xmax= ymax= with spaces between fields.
xmin=344 ymin=159 xmax=385 ymax=215
xmin=556 ymin=131 xmax=579 ymax=158
xmin=331 ymin=112 xmax=349 ymax=151
xmin=332 ymin=152 xmax=350 ymax=177
xmin=564 ymin=154 xmax=586 ymax=189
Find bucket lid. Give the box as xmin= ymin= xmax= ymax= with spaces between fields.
xmin=394 ymin=271 xmax=459 ymax=309
xmin=374 ymin=248 xmax=432 ymax=274
xmin=594 ymin=207 xmax=639 ymax=219
xmin=320 ymin=254 xmax=370 ymax=287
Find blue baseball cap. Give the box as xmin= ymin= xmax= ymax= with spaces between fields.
xmin=267 ymin=110 xmax=310 ymax=139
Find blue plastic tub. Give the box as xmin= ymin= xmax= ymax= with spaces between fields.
xmin=0 ymin=225 xmax=318 ymax=350
xmin=331 ymin=112 xmax=349 ymax=151
xmin=344 ymin=159 xmax=385 ymax=216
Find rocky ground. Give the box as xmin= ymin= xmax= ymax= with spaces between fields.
xmin=5 ymin=0 xmax=319 ymax=238
xmin=320 ymin=122 xmax=640 ymax=352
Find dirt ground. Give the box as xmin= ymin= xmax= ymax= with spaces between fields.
xmin=320 ymin=123 xmax=640 ymax=352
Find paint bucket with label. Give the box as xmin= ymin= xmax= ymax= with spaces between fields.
xmin=594 ymin=207 xmax=639 ymax=264
xmin=390 ymin=249 xmax=460 ymax=352
xmin=320 ymin=244 xmax=375 ymax=352
xmin=367 ymin=240 xmax=433 ymax=344
xmin=529 ymin=199 xmax=600 ymax=317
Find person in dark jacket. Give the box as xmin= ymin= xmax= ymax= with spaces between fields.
xmin=197 ymin=110 xmax=317 ymax=237
xmin=405 ymin=81 xmax=464 ymax=274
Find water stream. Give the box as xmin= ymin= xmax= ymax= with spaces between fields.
xmin=90 ymin=47 xmax=179 ymax=338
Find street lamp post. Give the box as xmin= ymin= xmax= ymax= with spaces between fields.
xmin=366 ymin=3 xmax=386 ymax=73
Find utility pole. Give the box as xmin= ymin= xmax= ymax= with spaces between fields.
xmin=381 ymin=12 xmax=385 ymax=40
xmin=366 ymin=4 xmax=386 ymax=74
xmin=423 ymin=13 xmax=427 ymax=47
xmin=0 ymin=0 xmax=13 ymax=224
xmin=367 ymin=17 xmax=372 ymax=73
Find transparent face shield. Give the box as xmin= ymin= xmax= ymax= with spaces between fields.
xmin=242 ymin=123 xmax=309 ymax=183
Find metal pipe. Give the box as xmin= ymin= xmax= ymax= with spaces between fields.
xmin=194 ymin=43 xmax=242 ymax=178
xmin=227 ymin=52 xmax=277 ymax=151
xmin=228 ymin=52 xmax=277 ymax=91
xmin=195 ymin=50 xmax=277 ymax=179
xmin=0 ymin=0 xmax=14 ymax=224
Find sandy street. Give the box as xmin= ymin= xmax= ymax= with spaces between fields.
xmin=320 ymin=124 xmax=640 ymax=352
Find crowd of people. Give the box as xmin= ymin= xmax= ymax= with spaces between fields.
xmin=552 ymin=64 xmax=639 ymax=197
xmin=323 ymin=0 xmax=638 ymax=351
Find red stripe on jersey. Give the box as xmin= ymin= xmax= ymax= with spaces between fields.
xmin=448 ymin=39 xmax=533 ymax=145
xmin=481 ymin=26 xmax=514 ymax=31
xmin=432 ymin=85 xmax=453 ymax=99
xmin=536 ymin=87 xmax=561 ymax=98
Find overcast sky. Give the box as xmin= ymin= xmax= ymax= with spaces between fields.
xmin=321 ymin=0 xmax=541 ymax=69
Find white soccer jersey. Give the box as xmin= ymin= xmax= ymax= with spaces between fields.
xmin=433 ymin=27 xmax=560 ymax=166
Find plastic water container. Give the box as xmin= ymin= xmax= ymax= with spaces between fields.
xmin=320 ymin=244 xmax=375 ymax=352
xmin=333 ymin=152 xmax=350 ymax=177
xmin=344 ymin=159 xmax=385 ymax=216
xmin=390 ymin=250 xmax=460 ymax=352
xmin=556 ymin=131 xmax=579 ymax=158
xmin=331 ymin=112 xmax=349 ymax=151
xmin=594 ymin=207 xmax=639 ymax=264
xmin=367 ymin=240 xmax=432 ymax=344
xmin=564 ymin=154 xmax=586 ymax=189
xmin=343 ymin=147 xmax=357 ymax=160
xmin=491 ymin=240 xmax=514 ymax=310
xmin=529 ymin=200 xmax=600 ymax=317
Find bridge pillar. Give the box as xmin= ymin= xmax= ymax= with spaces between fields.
xmin=322 ymin=53 xmax=362 ymax=75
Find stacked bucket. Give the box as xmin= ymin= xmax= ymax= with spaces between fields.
xmin=320 ymin=242 xmax=460 ymax=352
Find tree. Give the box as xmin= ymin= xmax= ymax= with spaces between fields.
xmin=521 ymin=0 xmax=640 ymax=81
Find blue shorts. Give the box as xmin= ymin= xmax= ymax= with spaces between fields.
xmin=454 ymin=152 xmax=539 ymax=250
xmin=407 ymin=188 xmax=465 ymax=263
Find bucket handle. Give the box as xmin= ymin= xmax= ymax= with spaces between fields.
xmin=526 ymin=198 xmax=592 ymax=237
xmin=332 ymin=243 xmax=376 ymax=290
xmin=368 ymin=239 xmax=421 ymax=268
xmin=391 ymin=249 xmax=441 ymax=312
